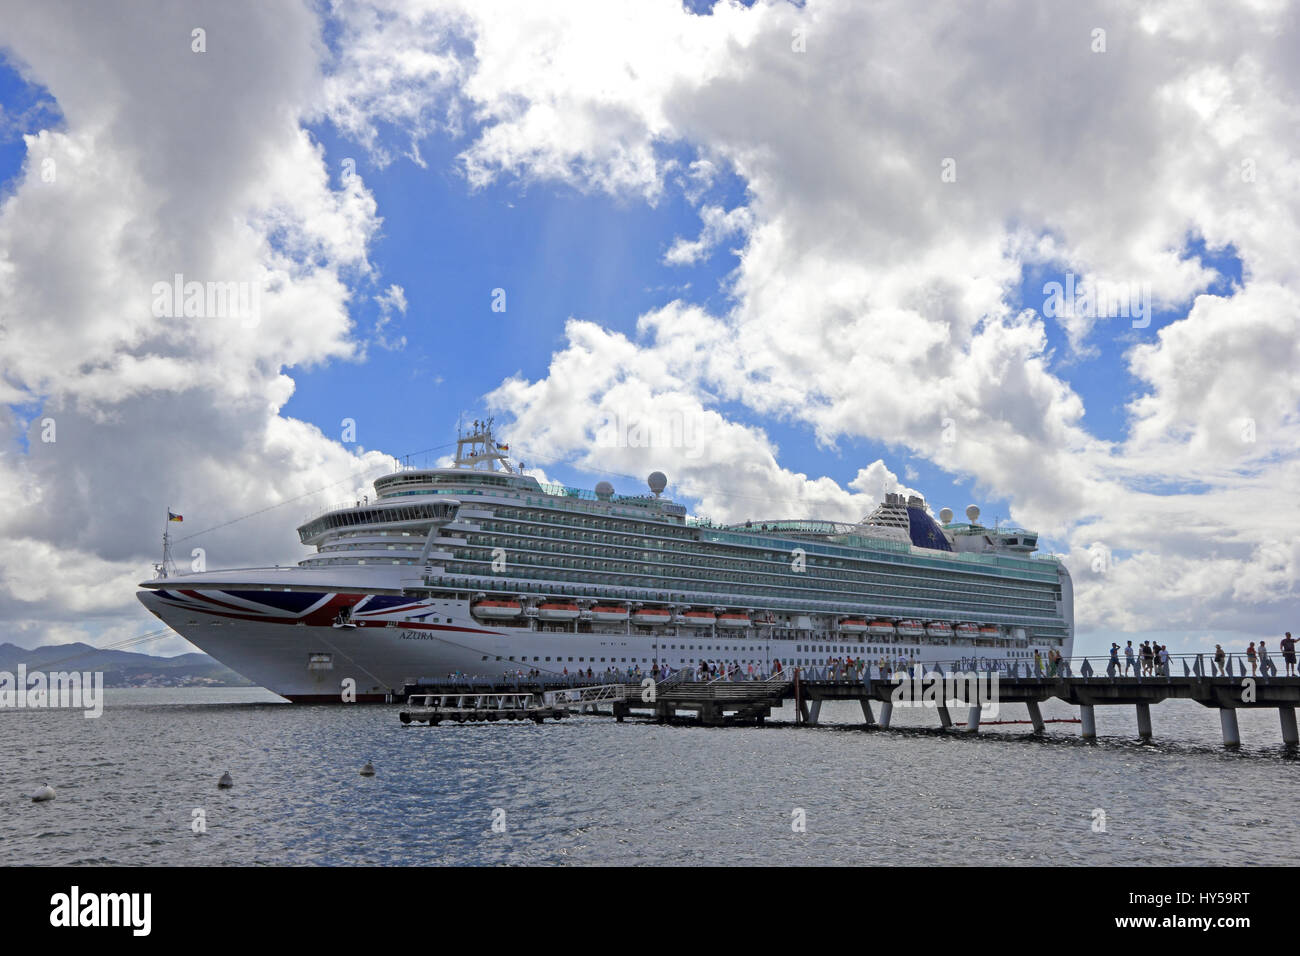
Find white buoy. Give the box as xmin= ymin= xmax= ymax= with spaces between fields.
xmin=218 ymin=772 xmax=233 ymax=789
xmin=31 ymin=785 xmax=56 ymax=802
xmin=359 ymin=762 xmax=375 ymax=777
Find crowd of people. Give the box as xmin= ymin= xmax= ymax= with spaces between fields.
xmin=433 ymin=633 xmax=1300 ymax=686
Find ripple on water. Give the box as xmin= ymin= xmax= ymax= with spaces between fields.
xmin=1 ymin=688 xmax=1299 ymax=865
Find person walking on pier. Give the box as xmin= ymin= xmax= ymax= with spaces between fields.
xmin=1214 ymin=644 xmax=1226 ymax=676
xmin=1259 ymin=641 xmax=1276 ymax=677
xmin=1283 ymin=633 xmax=1297 ymax=677
xmin=1247 ymin=642 xmax=1258 ymax=676
xmin=1124 ymin=641 xmax=1137 ymax=675
xmin=1108 ymin=643 xmax=1120 ymax=677
xmin=1158 ymin=644 xmax=1171 ymax=676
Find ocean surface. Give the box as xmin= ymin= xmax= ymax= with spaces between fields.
xmin=3 ymin=688 xmax=1298 ymax=866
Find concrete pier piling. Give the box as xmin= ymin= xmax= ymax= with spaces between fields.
xmin=877 ymin=700 xmax=893 ymax=729
xmin=936 ymin=705 xmax=953 ymax=730
xmin=1079 ymin=704 xmax=1096 ymax=740
xmin=964 ymin=705 xmax=982 ymax=733
xmin=859 ymin=699 xmax=876 ymax=726
xmin=1136 ymin=702 xmax=1153 ymax=741
xmin=1280 ymin=707 xmax=1298 ymax=749
xmin=1025 ymin=700 xmax=1046 ymax=734
xmin=1219 ymin=708 xmax=1241 ymax=748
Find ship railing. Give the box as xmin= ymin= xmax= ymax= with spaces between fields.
xmin=843 ymin=652 xmax=1269 ymax=682
xmin=1047 ymin=651 xmax=1284 ymax=680
xmin=688 ymin=664 xmax=792 ymax=685
xmin=542 ymin=683 xmax=627 ymax=707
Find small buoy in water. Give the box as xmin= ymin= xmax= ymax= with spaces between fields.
xmin=218 ymin=772 xmax=233 ymax=789
xmin=31 ymin=784 xmax=55 ymax=802
xmin=359 ymin=762 xmax=375 ymax=777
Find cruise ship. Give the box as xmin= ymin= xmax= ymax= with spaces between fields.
xmin=137 ymin=421 xmax=1073 ymax=701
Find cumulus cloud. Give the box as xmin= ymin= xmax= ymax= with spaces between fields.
xmin=0 ymin=1 xmax=396 ymax=650
xmin=321 ymin=0 xmax=1300 ymax=642
xmin=3 ymin=0 xmax=1298 ymax=657
xmin=663 ymin=204 xmax=752 ymax=266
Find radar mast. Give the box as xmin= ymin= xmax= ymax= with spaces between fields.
xmin=453 ymin=417 xmax=515 ymax=473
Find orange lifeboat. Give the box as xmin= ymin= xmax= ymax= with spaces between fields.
xmin=679 ymin=610 xmax=717 ymax=627
xmin=472 ymin=600 xmax=522 ymax=620
xmin=838 ymin=618 xmax=871 ymax=633
xmin=537 ymin=602 xmax=581 ymax=621
xmin=632 ymin=608 xmax=672 ymax=625
xmin=716 ymin=612 xmax=752 ymax=628
xmin=589 ymin=604 xmax=629 ymax=623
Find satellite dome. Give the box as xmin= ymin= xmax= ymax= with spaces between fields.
xmin=965 ymin=504 xmax=981 ymax=524
xmin=938 ymin=507 xmax=953 ymax=525
xmin=647 ymin=471 xmax=667 ymax=496
xmin=594 ymin=481 xmax=614 ymax=500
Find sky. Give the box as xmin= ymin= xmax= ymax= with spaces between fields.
xmin=0 ymin=0 xmax=1297 ymax=659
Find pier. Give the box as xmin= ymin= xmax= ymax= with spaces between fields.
xmin=402 ymin=653 xmax=1300 ymax=748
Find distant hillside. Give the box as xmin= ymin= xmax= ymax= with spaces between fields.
xmin=0 ymin=642 xmax=254 ymax=687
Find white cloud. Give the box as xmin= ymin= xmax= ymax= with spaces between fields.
xmin=0 ymin=1 xmax=395 ymax=650
xmin=3 ymin=0 xmax=1298 ymax=655
xmin=663 ymin=204 xmax=752 ymax=266
xmin=331 ymin=0 xmax=1300 ymax=639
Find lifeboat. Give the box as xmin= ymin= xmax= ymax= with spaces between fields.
xmin=632 ymin=608 xmax=672 ymax=625
xmin=978 ymin=625 xmax=1000 ymax=639
xmin=679 ymin=610 xmax=717 ymax=627
xmin=838 ymin=618 xmax=871 ymax=633
xmin=589 ymin=604 xmax=629 ymax=623
xmin=472 ymin=600 xmax=522 ymax=620
xmin=536 ymin=602 xmax=581 ymax=621
xmin=955 ymin=623 xmax=980 ymax=638
xmin=866 ymin=619 xmax=896 ymax=636
xmin=925 ymin=621 xmax=955 ymax=638
xmin=895 ymin=619 xmax=924 ymax=638
xmin=716 ymin=612 xmax=751 ymax=628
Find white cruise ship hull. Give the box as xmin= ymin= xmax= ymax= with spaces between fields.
xmin=137 ymin=586 xmax=1067 ymax=702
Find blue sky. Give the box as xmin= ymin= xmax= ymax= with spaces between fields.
xmin=0 ymin=49 xmax=1247 ymax=541
xmin=1 ymin=0 xmax=1293 ymax=659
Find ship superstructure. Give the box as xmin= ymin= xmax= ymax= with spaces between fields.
xmin=138 ymin=421 xmax=1073 ymax=701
